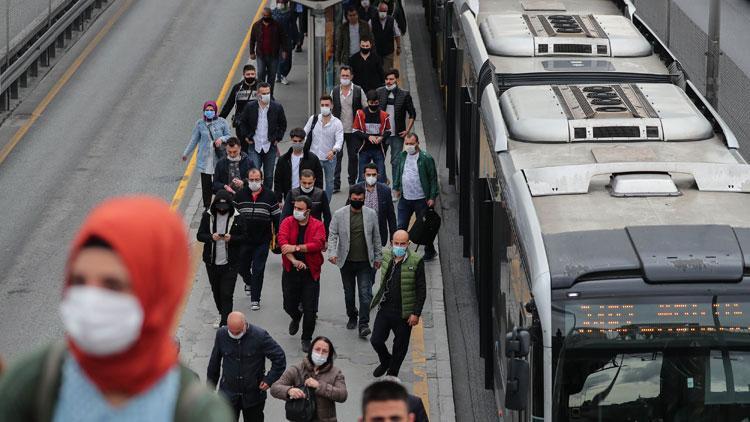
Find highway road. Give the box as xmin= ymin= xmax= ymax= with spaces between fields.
xmin=0 ymin=0 xmax=262 ymax=360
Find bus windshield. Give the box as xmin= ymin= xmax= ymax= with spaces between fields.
xmin=552 ymin=295 xmax=750 ymax=422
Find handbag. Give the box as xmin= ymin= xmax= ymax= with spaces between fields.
xmin=409 ymin=207 xmax=441 ymax=247
xmin=285 ymin=385 xmax=317 ymax=422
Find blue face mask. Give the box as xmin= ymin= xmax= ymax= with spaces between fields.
xmin=204 ymin=109 xmax=216 ymax=119
xmin=392 ymin=246 xmax=407 ymax=257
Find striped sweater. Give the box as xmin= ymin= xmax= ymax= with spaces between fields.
xmin=233 ymin=187 xmax=281 ymax=244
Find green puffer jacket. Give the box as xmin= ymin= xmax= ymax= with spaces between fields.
xmin=371 ymin=249 xmax=423 ymax=319
xmin=0 ymin=342 xmax=234 ymax=422
xmin=392 ymin=150 xmax=439 ymax=200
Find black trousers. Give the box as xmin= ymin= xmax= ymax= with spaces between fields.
xmin=334 ymin=133 xmax=362 ymax=189
xmin=231 ymin=399 xmax=265 ymax=422
xmin=282 ymin=269 xmax=320 ymax=340
xmin=200 ymin=172 xmax=213 ymax=209
xmin=370 ymin=309 xmax=413 ymax=376
xmin=205 ymin=263 xmax=237 ymax=326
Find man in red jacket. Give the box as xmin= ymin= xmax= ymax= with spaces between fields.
xmin=278 ymin=195 xmax=327 ymax=352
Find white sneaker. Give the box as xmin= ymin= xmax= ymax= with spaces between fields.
xmin=251 ymin=301 xmax=261 ymax=311
xmin=212 ymin=316 xmax=221 ymax=329
xmin=280 ymin=76 xmax=289 ymax=85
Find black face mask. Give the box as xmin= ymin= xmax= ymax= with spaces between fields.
xmin=350 ymin=200 xmax=364 ymax=210
xmin=244 ymin=77 xmax=255 ymax=84
xmin=360 ymin=47 xmax=370 ymax=54
xmin=262 ymin=16 xmax=272 ymax=22
xmin=368 ymin=105 xmax=379 ymax=112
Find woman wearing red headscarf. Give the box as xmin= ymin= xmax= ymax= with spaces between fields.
xmin=0 ymin=196 xmax=233 ymax=422
xmin=182 ymin=100 xmax=232 ymax=209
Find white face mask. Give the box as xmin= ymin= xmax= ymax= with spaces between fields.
xmin=405 ymin=144 xmax=417 ymax=155
xmin=365 ymin=175 xmax=378 ymax=186
xmin=294 ymin=210 xmax=307 ymax=221
xmin=60 ymin=286 xmax=144 ymax=356
xmin=320 ymin=106 xmax=331 ymax=116
xmin=340 ymin=77 xmax=351 ymax=86
xmin=311 ymin=352 xmax=328 ymax=366
xmin=249 ymin=181 xmax=262 ymax=192
xmin=260 ymin=93 xmax=271 ymax=104
xmin=300 ymin=185 xmax=314 ymax=193
xmin=361 ymin=0 xmax=370 ymax=7
xmin=385 ymin=83 xmax=397 ymax=91
xmin=228 ymin=329 xmax=245 ymax=340
xmin=379 ymin=11 xmax=387 ymax=19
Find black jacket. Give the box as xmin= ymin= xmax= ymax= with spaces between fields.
xmin=233 ymin=187 xmax=281 ymax=244
xmin=212 ymin=153 xmax=253 ymax=193
xmin=350 ymin=182 xmax=396 ymax=246
xmin=372 ymin=16 xmax=398 ymax=57
xmin=238 ymin=100 xmax=287 ymax=150
xmin=220 ymin=79 xmax=258 ymax=125
xmin=207 ymin=324 xmax=286 ymax=408
xmin=349 ymin=52 xmax=385 ymax=93
xmin=281 ymin=187 xmax=332 ymax=235
xmin=197 ymin=210 xmax=245 ymax=265
xmin=377 ymin=86 xmax=416 ymax=135
xmin=408 ymin=394 xmax=429 ymax=422
xmin=249 ymin=19 xmax=289 ymax=57
xmin=273 ymin=148 xmax=324 ymax=202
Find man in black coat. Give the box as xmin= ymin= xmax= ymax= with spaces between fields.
xmin=212 ymin=137 xmax=253 ymax=194
xmin=238 ymin=82 xmax=287 ymax=190
xmin=197 ymin=190 xmax=245 ymax=327
xmin=281 ymin=169 xmax=332 ymax=235
xmin=349 ymin=163 xmax=396 ymax=246
xmin=349 ymin=35 xmax=384 ymax=93
xmin=220 ymin=64 xmax=258 ymax=139
xmin=273 ymin=128 xmax=324 ymax=203
xmin=208 ymin=311 xmax=286 ymax=421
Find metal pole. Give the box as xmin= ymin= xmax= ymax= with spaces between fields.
xmin=706 ymin=0 xmax=721 ymax=108
xmin=48 ymin=0 xmax=52 ymax=28
xmin=307 ymin=9 xmax=325 ymax=117
xmin=665 ymin=0 xmax=671 ymax=47
xmin=5 ymin=0 xmax=10 ymax=70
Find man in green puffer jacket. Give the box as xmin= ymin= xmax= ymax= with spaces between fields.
xmin=369 ymin=230 xmax=427 ymax=378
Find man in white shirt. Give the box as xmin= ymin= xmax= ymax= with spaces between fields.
xmin=392 ymin=133 xmax=439 ymax=260
xmin=304 ymin=95 xmax=345 ymax=201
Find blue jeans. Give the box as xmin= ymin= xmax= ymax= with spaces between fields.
xmin=239 ymin=242 xmax=270 ymax=302
xmin=340 ymin=260 xmax=374 ymax=328
xmin=277 ymin=48 xmax=293 ymax=77
xmin=247 ymin=147 xmax=277 ymax=190
xmin=256 ymin=55 xmax=279 ymax=92
xmin=357 ymin=148 xmax=387 ymax=183
xmin=397 ymin=197 xmax=436 ymax=254
xmin=320 ymin=157 xmax=337 ymax=201
xmin=385 ymin=135 xmax=403 ymax=184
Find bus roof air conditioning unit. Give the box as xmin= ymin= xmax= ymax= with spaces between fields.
xmin=499 ymin=83 xmax=714 ymax=142
xmin=479 ymin=14 xmax=652 ymax=58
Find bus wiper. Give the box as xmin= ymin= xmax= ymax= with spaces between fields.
xmin=590 ymin=354 xmax=624 ymax=406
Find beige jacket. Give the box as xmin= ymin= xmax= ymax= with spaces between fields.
xmin=270 ymin=358 xmax=348 ymax=422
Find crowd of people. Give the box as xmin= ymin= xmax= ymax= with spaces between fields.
xmin=0 ymin=1 xmax=438 ymax=421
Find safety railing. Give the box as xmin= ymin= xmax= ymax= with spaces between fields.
xmin=1 ymin=0 xmax=112 ymax=111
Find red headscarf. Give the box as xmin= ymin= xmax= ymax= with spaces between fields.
xmin=64 ymin=196 xmax=190 ymax=395
xmin=203 ymin=100 xmax=218 ymax=121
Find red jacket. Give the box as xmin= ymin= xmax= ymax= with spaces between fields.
xmin=278 ymin=215 xmax=327 ymax=280
xmin=352 ymin=109 xmax=391 ymax=153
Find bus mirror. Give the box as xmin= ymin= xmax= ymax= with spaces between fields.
xmin=505 ymin=357 xmax=529 ymax=410
xmin=505 ymin=327 xmax=530 ymax=358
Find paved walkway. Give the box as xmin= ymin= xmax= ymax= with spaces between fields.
xmin=176 ymin=16 xmax=455 ymax=421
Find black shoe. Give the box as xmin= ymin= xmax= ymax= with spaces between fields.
xmin=289 ymin=317 xmax=301 ymax=335
xmin=333 ymin=188 xmax=341 ymax=194
xmin=244 ymin=285 xmax=251 ymax=296
xmin=295 ymin=45 xmax=302 ymax=53
xmin=423 ymin=250 xmax=437 ymax=261
xmin=346 ymin=317 xmax=357 ymax=330
xmin=359 ymin=326 xmax=371 ymax=338
xmin=373 ymin=361 xmax=391 ymax=377
xmin=301 ymin=339 xmax=312 ymax=353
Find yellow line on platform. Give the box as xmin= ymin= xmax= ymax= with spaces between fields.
xmin=0 ymin=0 xmax=135 ymax=167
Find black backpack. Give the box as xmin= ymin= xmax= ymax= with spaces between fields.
xmin=285 ymin=385 xmax=317 ymax=421
xmin=409 ymin=207 xmax=441 ymax=247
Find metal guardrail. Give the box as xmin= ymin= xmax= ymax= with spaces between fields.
xmin=0 ymin=0 xmax=111 ymax=111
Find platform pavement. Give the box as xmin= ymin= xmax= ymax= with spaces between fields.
xmin=175 ymin=18 xmax=455 ymax=422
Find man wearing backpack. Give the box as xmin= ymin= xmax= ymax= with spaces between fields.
xmin=392 ymin=133 xmax=438 ymax=260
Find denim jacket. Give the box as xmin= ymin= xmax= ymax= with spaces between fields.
xmin=183 ymin=118 xmax=231 ymax=174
